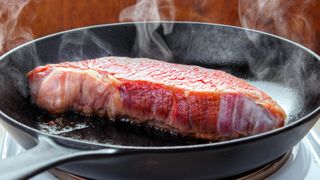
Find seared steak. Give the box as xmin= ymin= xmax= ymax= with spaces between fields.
xmin=27 ymin=57 xmax=286 ymax=140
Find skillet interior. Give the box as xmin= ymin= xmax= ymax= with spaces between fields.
xmin=0 ymin=22 xmax=320 ymax=147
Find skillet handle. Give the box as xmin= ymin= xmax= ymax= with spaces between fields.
xmin=0 ymin=136 xmax=123 ymax=179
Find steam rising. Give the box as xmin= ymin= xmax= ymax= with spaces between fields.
xmin=119 ymin=0 xmax=175 ymax=60
xmin=0 ymin=0 xmax=35 ymax=54
xmin=59 ymin=30 xmax=112 ymax=61
xmin=238 ymin=0 xmax=317 ymax=51
xmin=238 ymin=0 xmax=319 ymax=99
xmin=0 ymin=0 xmax=40 ymax=97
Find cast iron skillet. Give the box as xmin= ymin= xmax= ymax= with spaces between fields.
xmin=0 ymin=22 xmax=320 ymax=179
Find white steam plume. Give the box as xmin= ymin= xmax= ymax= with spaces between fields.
xmin=238 ymin=0 xmax=317 ymax=51
xmin=0 ymin=0 xmax=41 ymax=97
xmin=58 ymin=30 xmax=112 ymax=61
xmin=119 ymin=0 xmax=175 ymax=60
xmin=0 ymin=0 xmax=35 ymax=54
xmin=238 ymin=0 xmax=319 ymax=103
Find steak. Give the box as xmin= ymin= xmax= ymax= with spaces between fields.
xmin=27 ymin=57 xmax=286 ymax=141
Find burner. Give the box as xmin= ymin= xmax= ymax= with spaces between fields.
xmin=238 ymin=151 xmax=291 ymax=179
xmin=49 ymin=169 xmax=86 ymax=180
xmin=48 ymin=151 xmax=291 ymax=180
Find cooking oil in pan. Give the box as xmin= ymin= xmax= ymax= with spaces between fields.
xmin=249 ymin=80 xmax=302 ymax=123
xmin=36 ymin=113 xmax=207 ymax=146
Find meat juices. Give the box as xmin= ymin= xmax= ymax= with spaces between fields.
xmin=27 ymin=57 xmax=286 ymax=141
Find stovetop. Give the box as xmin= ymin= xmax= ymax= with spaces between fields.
xmin=1 ymin=125 xmax=320 ymax=180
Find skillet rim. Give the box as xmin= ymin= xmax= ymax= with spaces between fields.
xmin=0 ymin=21 xmax=319 ymax=151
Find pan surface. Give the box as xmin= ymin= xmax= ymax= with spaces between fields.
xmin=0 ymin=22 xmax=320 ymax=179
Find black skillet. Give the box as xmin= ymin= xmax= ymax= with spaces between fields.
xmin=0 ymin=22 xmax=320 ymax=179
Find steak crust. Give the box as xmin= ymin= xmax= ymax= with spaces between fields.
xmin=27 ymin=57 xmax=286 ymax=140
